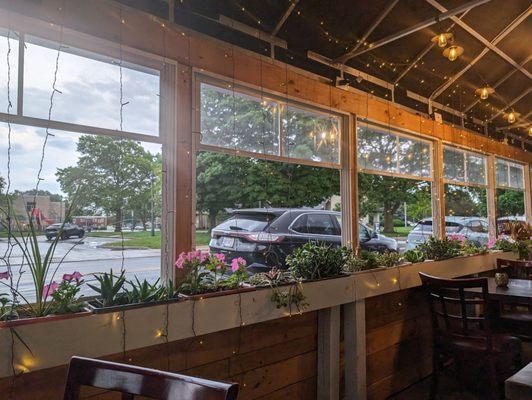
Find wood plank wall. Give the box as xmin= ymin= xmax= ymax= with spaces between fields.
xmin=364 ymin=288 xmax=433 ymax=400
xmin=0 ymin=312 xmax=318 ymax=400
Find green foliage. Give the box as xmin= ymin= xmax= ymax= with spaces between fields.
xmin=195 ymin=151 xmax=340 ymax=226
xmin=50 ymin=280 xmax=85 ymax=314
xmin=417 ymin=236 xmax=462 ymax=260
xmin=87 ymin=270 xmax=126 ymax=307
xmin=270 ymin=284 xmax=308 ymax=313
xmin=125 ymin=277 xmax=164 ymax=304
xmin=376 ymin=251 xmax=402 ymax=268
xmin=0 ymin=293 xmax=12 ymax=320
xmin=496 ymin=189 xmax=525 ymax=217
xmin=287 ymin=242 xmax=346 ymax=280
xmin=402 ymin=249 xmax=426 ymax=263
xmin=444 ymin=184 xmax=487 ymax=217
xmin=516 ymin=240 xmax=531 ymax=261
xmin=342 ymin=250 xmax=380 ymax=272
xmin=493 ymin=238 xmax=516 ymax=252
xmin=460 ymin=241 xmax=488 ymax=256
xmin=56 ymin=135 xmax=160 ymax=231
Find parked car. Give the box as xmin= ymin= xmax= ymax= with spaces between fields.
xmin=209 ymin=208 xmax=398 ymax=269
xmin=45 ymin=223 xmax=85 ymax=240
xmin=406 ymin=216 xmax=489 ymax=250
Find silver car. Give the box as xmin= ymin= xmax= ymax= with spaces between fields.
xmin=406 ymin=216 xmax=489 ymax=250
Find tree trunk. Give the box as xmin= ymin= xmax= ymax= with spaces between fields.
xmin=209 ymin=210 xmax=218 ymax=230
xmin=383 ymin=209 xmax=395 ymax=233
xmin=114 ymin=208 xmax=123 ymax=232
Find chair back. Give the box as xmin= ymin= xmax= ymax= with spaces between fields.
xmin=497 ymin=258 xmax=532 ymax=280
xmin=419 ymin=272 xmax=493 ymax=351
xmin=63 ymin=356 xmax=239 ymax=400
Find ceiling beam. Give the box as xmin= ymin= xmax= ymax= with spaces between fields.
xmin=425 ymin=0 xmax=532 ymax=80
xmin=496 ymin=110 xmax=532 ymax=131
xmin=463 ymin=54 xmax=532 ymax=113
xmin=344 ymin=0 xmax=490 ymax=59
xmin=429 ymin=5 xmax=531 ymax=101
xmin=218 ymin=15 xmax=287 ymax=48
xmin=489 ymin=87 xmax=532 ymax=121
xmin=394 ymin=11 xmax=469 ymax=85
xmin=271 ymin=0 xmax=299 ymax=36
xmin=335 ymin=0 xmax=399 ymax=64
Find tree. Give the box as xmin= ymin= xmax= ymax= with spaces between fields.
xmin=195 ymin=152 xmax=340 ymax=228
xmin=497 ymin=189 xmax=525 ymax=217
xmin=444 ymin=185 xmax=487 ymax=217
xmin=56 ymin=135 xmax=157 ymax=232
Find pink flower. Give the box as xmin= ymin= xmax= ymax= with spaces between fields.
xmin=216 ymin=264 xmax=223 ymax=270
xmin=175 ymin=252 xmax=187 ymax=269
xmin=42 ymin=282 xmax=59 ymax=300
xmin=231 ymin=257 xmax=246 ymax=272
xmin=487 ymin=238 xmax=496 ymax=249
xmin=0 ymin=271 xmax=11 ymax=280
xmin=448 ymin=233 xmax=465 ymax=243
xmin=214 ymin=253 xmax=225 ymax=263
xmin=63 ymin=271 xmax=83 ymax=281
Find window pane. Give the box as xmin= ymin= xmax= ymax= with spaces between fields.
xmin=23 ymin=37 xmax=160 ymax=136
xmin=200 ymin=83 xmax=279 ymax=155
xmin=358 ymin=172 xmax=431 ymax=253
xmin=0 ymin=123 xmax=162 ymax=301
xmin=509 ymin=164 xmax=524 ymax=189
xmin=443 ymin=148 xmax=465 ymax=182
xmin=444 ymin=184 xmax=488 ymax=245
xmin=197 ymin=151 xmax=341 ymax=268
xmin=466 ymin=153 xmax=486 ymax=185
xmin=0 ymin=30 xmax=18 ymax=114
xmin=399 ymin=137 xmax=431 ymax=177
xmin=496 ymin=160 xmax=508 ymax=187
xmin=284 ymin=105 xmax=340 ymax=164
xmin=496 ymin=188 xmax=526 ymax=235
xmin=357 ymin=125 xmax=397 ymax=172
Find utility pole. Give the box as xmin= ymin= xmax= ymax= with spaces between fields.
xmin=150 ymin=174 xmax=155 ymax=237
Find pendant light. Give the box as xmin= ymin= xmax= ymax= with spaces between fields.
xmin=431 ymin=33 xmax=453 ymax=48
xmin=506 ymin=111 xmax=520 ymax=124
xmin=475 ymin=86 xmax=494 ymax=100
xmin=443 ymin=45 xmax=464 ymax=61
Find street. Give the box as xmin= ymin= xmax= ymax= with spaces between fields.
xmin=0 ymin=235 xmax=161 ymax=302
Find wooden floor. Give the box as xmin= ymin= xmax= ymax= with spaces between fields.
xmin=391 ymin=342 xmax=532 ymax=400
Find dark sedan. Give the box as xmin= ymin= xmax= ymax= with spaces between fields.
xmin=209 ymin=209 xmax=398 ymax=269
xmin=45 ymin=223 xmax=85 ymax=241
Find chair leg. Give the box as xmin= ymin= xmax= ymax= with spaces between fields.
xmin=430 ymin=352 xmax=440 ymax=400
xmin=486 ymin=357 xmax=500 ymax=400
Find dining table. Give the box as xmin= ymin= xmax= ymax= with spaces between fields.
xmin=463 ymin=278 xmax=532 ymax=305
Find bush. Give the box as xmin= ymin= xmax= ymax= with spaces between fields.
xmin=417 ymin=237 xmax=461 ymax=261
xmin=287 ymin=242 xmax=346 ymax=280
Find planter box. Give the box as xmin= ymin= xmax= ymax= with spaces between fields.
xmin=86 ymin=297 xmax=181 ymax=314
xmin=0 ymin=310 xmax=92 ymax=328
xmin=178 ymin=285 xmax=256 ymax=300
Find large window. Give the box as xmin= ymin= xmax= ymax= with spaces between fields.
xmin=443 ymin=147 xmax=489 ymax=245
xmin=0 ymin=29 xmax=169 ymax=300
xmin=495 ymin=158 xmax=526 ymax=235
xmin=357 ymin=123 xmax=433 ymax=253
xmin=199 ymin=78 xmax=341 ymax=166
xmin=197 ymin=75 xmax=344 ymax=268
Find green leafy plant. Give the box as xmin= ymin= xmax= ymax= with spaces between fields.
xmin=402 ymin=249 xmax=426 ymax=264
xmin=50 ymin=279 xmax=85 ymax=314
xmin=376 ymin=251 xmax=402 ymax=268
xmin=493 ymin=238 xmax=516 ymax=252
xmin=417 ymin=236 xmax=462 ymax=261
xmin=270 ymin=283 xmax=308 ymax=314
xmin=460 ymin=240 xmax=488 ymax=256
xmin=0 ymin=293 xmax=12 ymax=321
xmin=87 ymin=269 xmax=126 ymax=307
xmin=125 ymin=277 xmax=164 ymax=304
xmin=342 ymin=249 xmax=380 ymax=272
xmin=286 ymin=242 xmax=346 ymax=280
xmin=515 ymin=240 xmax=531 ymax=261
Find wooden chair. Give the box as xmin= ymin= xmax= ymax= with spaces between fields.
xmin=419 ymin=272 xmax=522 ymax=400
xmin=63 ymin=356 xmax=239 ymax=400
xmin=496 ymin=259 xmax=532 ymax=339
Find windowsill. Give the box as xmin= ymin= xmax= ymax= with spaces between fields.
xmin=0 ymin=251 xmax=515 ymax=378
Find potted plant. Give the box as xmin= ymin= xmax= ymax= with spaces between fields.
xmin=176 ymin=250 xmax=255 ymax=299
xmin=86 ymin=270 xmax=180 ymax=313
xmin=286 ymin=242 xmax=349 ymax=281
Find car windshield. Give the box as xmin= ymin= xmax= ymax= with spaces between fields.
xmin=412 ymin=220 xmax=463 ymax=233
xmin=216 ymin=213 xmax=274 ymax=232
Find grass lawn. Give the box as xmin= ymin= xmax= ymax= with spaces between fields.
xmin=87 ymin=230 xmax=211 ymax=249
xmin=383 ymin=226 xmax=413 ymax=237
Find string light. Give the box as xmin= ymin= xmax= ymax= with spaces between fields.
xmin=506 ymin=111 xmax=519 ymax=124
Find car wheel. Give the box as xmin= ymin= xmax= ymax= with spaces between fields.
xmin=61 ymin=233 xmax=68 ymax=240
xmin=46 ymin=236 xmax=53 ymax=241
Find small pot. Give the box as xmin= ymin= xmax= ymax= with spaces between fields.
xmin=494 ymin=272 xmax=509 ymax=287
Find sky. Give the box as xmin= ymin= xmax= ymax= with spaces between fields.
xmin=0 ymin=33 xmax=162 ymax=195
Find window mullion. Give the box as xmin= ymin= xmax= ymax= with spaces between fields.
xmin=17 ymin=32 xmax=24 ymax=116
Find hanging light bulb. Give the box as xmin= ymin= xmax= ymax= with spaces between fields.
xmin=431 ymin=33 xmax=453 ymax=48
xmin=506 ymin=111 xmax=519 ymax=124
xmin=528 ymin=126 xmax=532 ymax=136
xmin=443 ymin=45 xmax=464 ymax=61
xmin=475 ymin=86 xmax=494 ymax=100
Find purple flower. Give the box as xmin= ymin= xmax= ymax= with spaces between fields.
xmin=0 ymin=271 xmax=11 ymax=280
xmin=42 ymin=282 xmax=59 ymax=300
xmin=63 ymin=271 xmax=83 ymax=281
xmin=231 ymin=257 xmax=246 ymax=272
